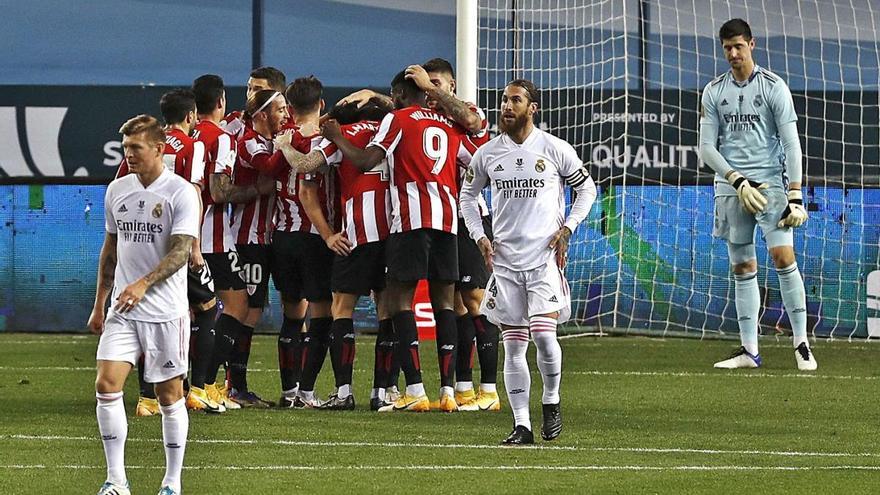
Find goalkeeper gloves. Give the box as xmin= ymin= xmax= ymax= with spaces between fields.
xmin=726 ymin=170 xmax=769 ymax=214
xmin=777 ymin=189 xmax=808 ymax=228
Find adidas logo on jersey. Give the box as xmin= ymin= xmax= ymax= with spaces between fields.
xmin=162 ymin=360 xmax=175 ymax=369
xmin=721 ymin=99 xmax=729 ymax=106
xmin=494 ymin=164 xmax=504 ymax=171
xmin=549 ymin=295 xmax=558 ymax=302
xmin=118 ymin=204 xmax=128 ymax=212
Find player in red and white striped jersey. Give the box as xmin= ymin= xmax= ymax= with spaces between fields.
xmin=277 ymin=99 xmax=396 ymax=410
xmin=225 ymin=89 xmax=292 ymax=408
xmin=269 ymin=76 xmax=340 ymax=408
xmin=191 ymin=74 xmax=274 ymax=410
xmin=320 ymin=70 xmax=472 ymax=413
xmin=415 ymin=58 xmax=502 ymax=412
xmin=221 ymin=66 xmax=287 ymax=140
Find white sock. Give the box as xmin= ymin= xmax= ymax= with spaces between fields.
xmin=405 ymin=382 xmax=425 ymax=397
xmin=160 ymin=398 xmax=188 ymax=493
xmin=370 ymin=387 xmax=383 ymax=400
xmin=530 ymin=316 xmax=562 ymax=405
xmin=777 ymin=263 xmax=809 ymax=348
xmin=299 ymin=390 xmax=316 ymax=401
xmin=96 ymin=391 xmax=127 ymax=486
xmin=502 ymin=329 xmax=531 ymax=429
xmin=439 ymin=385 xmax=454 ymax=398
xmin=734 ymin=271 xmax=760 ymax=356
xmin=281 ymin=387 xmax=297 ymax=398
xmin=479 ymin=383 xmax=497 ymax=394
xmin=454 ymin=381 xmax=473 ymax=393
xmin=337 ymin=384 xmax=352 ymax=398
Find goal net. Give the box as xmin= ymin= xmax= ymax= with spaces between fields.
xmin=474 ymin=0 xmax=880 ymax=339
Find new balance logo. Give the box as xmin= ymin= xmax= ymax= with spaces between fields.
xmin=162 ymin=360 xmax=175 ymax=369
xmin=166 ymin=442 xmax=181 ymax=449
xmin=440 ymin=344 xmax=454 ymax=351
xmin=549 ymin=295 xmax=558 ymax=302
xmin=118 ymin=204 xmax=128 ymax=213
xmin=510 ymin=388 xmax=526 ymax=394
xmin=494 ymin=164 xmax=504 ymax=171
xmin=721 ymin=99 xmax=729 ymax=106
xmin=101 ymin=434 xmax=117 ymax=441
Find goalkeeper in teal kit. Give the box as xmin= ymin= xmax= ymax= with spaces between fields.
xmin=699 ymin=18 xmax=816 ymax=370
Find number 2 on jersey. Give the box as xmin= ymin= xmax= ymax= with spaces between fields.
xmin=423 ymin=126 xmax=448 ymax=175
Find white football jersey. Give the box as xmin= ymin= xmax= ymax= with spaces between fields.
xmin=460 ymin=127 xmax=593 ymax=271
xmin=104 ymin=168 xmax=200 ymax=322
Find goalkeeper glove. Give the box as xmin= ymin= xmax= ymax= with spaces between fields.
xmin=726 ymin=170 xmax=769 ymax=214
xmin=777 ymin=189 xmax=808 ymax=228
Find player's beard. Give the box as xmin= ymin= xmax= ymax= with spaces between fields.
xmin=499 ymin=112 xmax=530 ymax=135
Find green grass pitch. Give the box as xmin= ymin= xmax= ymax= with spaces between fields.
xmin=1 ymin=333 xmax=878 ymax=494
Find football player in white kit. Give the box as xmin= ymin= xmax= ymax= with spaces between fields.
xmin=88 ymin=115 xmax=200 ymax=495
xmin=460 ymin=79 xmax=597 ymax=445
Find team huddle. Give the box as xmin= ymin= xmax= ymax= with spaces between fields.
xmin=88 ymin=18 xmax=816 ymax=495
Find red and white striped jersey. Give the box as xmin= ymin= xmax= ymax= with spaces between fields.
xmin=273 ymin=129 xmax=339 ymax=235
xmin=431 ymin=102 xmax=491 ymax=218
xmin=221 ymin=110 xmax=249 ymax=140
xmin=192 ymin=119 xmax=237 ymax=254
xmin=115 ymin=128 xmax=205 ymax=186
xmin=369 ymin=105 xmax=471 ymax=234
xmin=231 ymin=127 xmax=280 ymax=245
xmin=459 ymin=125 xmax=491 ymax=218
xmin=317 ymin=120 xmax=391 ymax=248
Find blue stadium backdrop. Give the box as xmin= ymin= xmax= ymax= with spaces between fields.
xmin=0 ymin=1 xmax=877 ymax=337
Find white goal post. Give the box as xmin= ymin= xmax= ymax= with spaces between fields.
xmin=458 ymin=0 xmax=880 ymax=339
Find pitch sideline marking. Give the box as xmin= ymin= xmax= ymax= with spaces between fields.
xmin=5 ymin=434 xmax=880 ymax=459
xmin=2 ymin=463 xmax=879 ymax=472
xmin=2 ymin=366 xmax=878 ymax=382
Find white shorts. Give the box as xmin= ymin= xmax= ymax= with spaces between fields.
xmin=480 ymin=261 xmax=571 ymax=327
xmin=96 ymin=310 xmax=190 ymax=384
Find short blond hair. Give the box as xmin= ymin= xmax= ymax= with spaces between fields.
xmin=119 ymin=114 xmax=165 ymax=144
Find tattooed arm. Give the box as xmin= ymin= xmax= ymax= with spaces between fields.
xmin=209 ymin=173 xmax=273 ymax=204
xmin=404 ymin=64 xmax=483 ymax=134
xmin=114 ymin=234 xmax=195 ymax=314
xmin=425 ymin=88 xmax=483 ymax=134
xmin=88 ymin=233 xmax=118 ymax=334
xmin=274 ymin=132 xmax=327 ymax=174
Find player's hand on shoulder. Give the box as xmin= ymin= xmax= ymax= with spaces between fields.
xmin=326 ymin=231 xmax=353 ymax=256
xmin=320 ymin=119 xmax=343 ymax=142
xmin=114 ymin=279 xmax=148 ymax=313
xmin=778 ymin=189 xmax=808 ymax=228
xmin=549 ymin=227 xmax=572 ymax=269
xmin=726 ymin=170 xmax=768 ymax=214
xmin=338 ymin=89 xmax=378 ymax=108
xmin=404 ymin=65 xmax=434 ymax=92
xmin=273 ymin=129 xmax=293 ymax=150
xmin=477 ymin=236 xmax=494 ymax=272
xmin=87 ymin=307 xmax=105 ymax=335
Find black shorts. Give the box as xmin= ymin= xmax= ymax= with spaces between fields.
xmin=236 ymin=243 xmax=271 ymax=308
xmin=331 ymin=240 xmax=387 ymax=296
xmin=203 ymin=251 xmax=246 ymax=291
xmin=386 ymin=228 xmax=458 ymax=283
xmin=187 ymin=265 xmax=216 ymax=306
xmin=270 ymin=230 xmax=333 ymax=302
xmin=457 ymin=216 xmax=493 ymax=290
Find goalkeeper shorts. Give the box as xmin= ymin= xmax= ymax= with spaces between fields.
xmin=712 ymin=189 xmax=793 ymax=248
